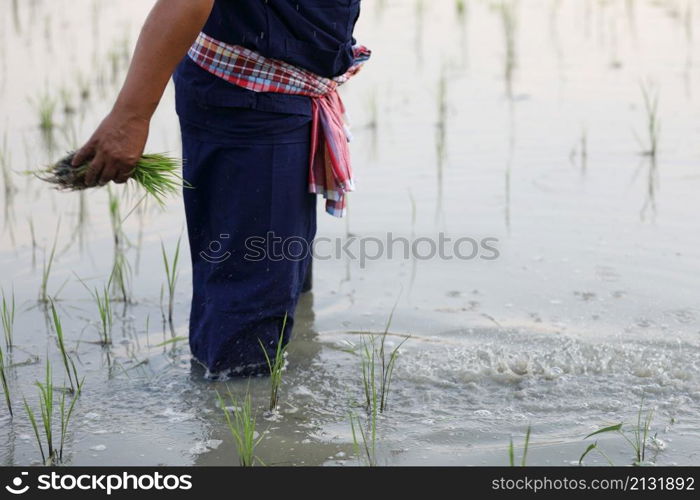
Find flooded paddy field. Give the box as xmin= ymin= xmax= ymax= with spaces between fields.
xmin=0 ymin=0 xmax=699 ymax=466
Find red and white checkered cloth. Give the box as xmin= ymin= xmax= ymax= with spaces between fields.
xmin=188 ymin=32 xmax=371 ymax=217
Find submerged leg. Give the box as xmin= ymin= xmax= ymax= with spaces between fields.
xmin=179 ymin=104 xmax=316 ymax=377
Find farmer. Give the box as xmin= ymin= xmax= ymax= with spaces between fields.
xmin=72 ymin=0 xmax=369 ymax=378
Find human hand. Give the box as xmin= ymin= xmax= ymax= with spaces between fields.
xmin=72 ymin=109 xmax=150 ymax=187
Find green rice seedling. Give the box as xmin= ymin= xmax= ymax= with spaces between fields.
xmin=39 ymin=223 xmax=60 ymax=303
xmin=377 ymin=303 xmax=407 ymax=413
xmin=358 ymin=300 xmax=408 ymax=415
xmin=58 ymin=379 xmax=83 ymax=463
xmin=359 ymin=333 xmax=403 ymax=414
xmin=107 ymin=187 xmax=124 ymax=242
xmin=161 ymin=237 xmax=182 ymax=325
xmin=509 ymin=425 xmax=532 ymax=466
xmin=75 ymin=275 xmax=112 ymax=346
xmin=360 ymin=336 xmax=377 ymax=412
xmin=92 ymin=285 xmax=113 ymax=346
xmin=631 ymin=399 xmax=656 ymax=464
xmin=159 ymin=284 xmax=166 ymax=324
xmin=107 ymin=189 xmax=132 ymax=303
xmin=39 ymin=153 xmax=187 ymax=207
xmin=49 ymin=301 xmax=80 ymax=395
xmin=366 ymin=90 xmax=378 ymax=130
xmin=350 ymin=411 xmax=377 ymax=466
xmin=570 ymin=127 xmax=589 ymax=172
xmin=76 ymin=73 xmax=91 ymax=101
xmin=499 ymin=0 xmax=517 ymax=98
xmin=638 ymin=82 xmax=661 ymax=159
xmin=1 ymin=133 xmax=16 ymax=198
xmin=0 ymin=342 xmax=12 ymax=418
xmin=352 ymin=333 xmax=381 ymax=465
xmin=59 ymin=87 xmax=76 ymax=116
xmin=109 ymin=252 xmax=131 ymax=304
xmin=29 ymin=216 xmax=38 ymax=269
xmin=455 ymin=0 xmax=466 ymax=17
xmin=33 ymin=92 xmax=58 ymax=132
xmin=216 ymin=389 xmax=264 ymax=467
xmin=23 ymin=360 xmax=82 ymax=465
xmin=258 ymin=313 xmax=289 ymax=411
xmin=24 ymin=362 xmax=53 ymax=464
xmin=579 ymin=396 xmax=656 ymax=466
xmin=1 ymin=288 xmax=15 ymax=350
xmin=435 ymin=70 xmax=448 ymax=180
xmin=153 ymin=336 xmax=188 ymax=348
xmin=74 ymin=191 xmax=90 ymax=251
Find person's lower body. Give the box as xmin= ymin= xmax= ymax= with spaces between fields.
xmin=301 ymin=258 xmax=313 ymax=293
xmin=176 ymin=92 xmax=317 ymax=379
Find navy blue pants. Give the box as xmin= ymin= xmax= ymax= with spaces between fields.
xmin=175 ymin=84 xmax=317 ymax=377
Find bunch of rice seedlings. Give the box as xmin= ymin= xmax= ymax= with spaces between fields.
xmin=49 ymin=301 xmax=80 ymax=395
xmin=161 ymin=237 xmax=182 ymax=325
xmin=1 ymin=288 xmax=15 ymax=350
xmin=216 ymin=389 xmax=264 ymax=467
xmin=23 ymin=360 xmax=83 ymax=465
xmin=0 ymin=343 xmax=11 ymax=418
xmin=39 ymin=153 xmax=186 ymax=207
xmin=258 ymin=313 xmax=288 ymax=412
xmin=579 ymin=396 xmax=656 ymax=466
xmin=509 ymin=425 xmax=532 ymax=466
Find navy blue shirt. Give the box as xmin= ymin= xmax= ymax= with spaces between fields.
xmin=174 ymin=0 xmax=362 ymax=116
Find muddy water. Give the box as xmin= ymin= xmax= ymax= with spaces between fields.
xmin=0 ymin=0 xmax=699 ymax=466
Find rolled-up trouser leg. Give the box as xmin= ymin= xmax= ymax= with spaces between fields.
xmin=179 ymin=106 xmax=316 ymax=377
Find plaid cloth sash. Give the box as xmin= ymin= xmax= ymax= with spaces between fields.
xmin=187 ymin=32 xmax=371 ymax=217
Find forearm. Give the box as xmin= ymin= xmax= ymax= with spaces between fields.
xmin=72 ymin=0 xmax=214 ymax=185
xmin=114 ymin=0 xmax=214 ymax=121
